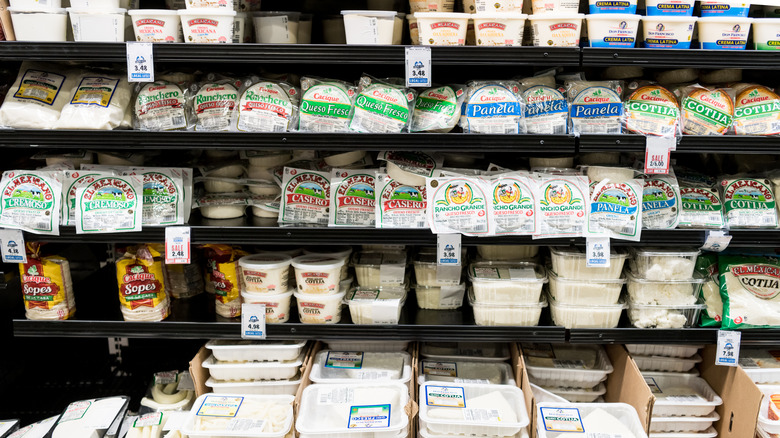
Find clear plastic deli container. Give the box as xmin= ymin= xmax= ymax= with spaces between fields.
xmin=421 ymin=342 xmax=510 ymax=362
xmin=757 ymin=384 xmax=780 ymax=434
xmin=522 ymin=344 xmax=614 ymax=388
xmin=344 ymin=287 xmax=407 ymax=325
xmin=549 ymin=246 xmax=628 ymax=280
xmin=530 ymin=383 xmax=569 ymax=403
xmin=419 ymin=383 xmax=529 ymax=436
xmin=547 ymin=270 xmax=625 ymax=305
xmin=626 ymin=271 xmax=706 ymax=305
xmin=413 ymin=252 xmax=462 ymax=287
xmin=740 ymin=348 xmax=780 ymax=384
xmin=536 ymin=402 xmax=648 ymax=438
xmin=418 ymin=359 xmax=515 ymax=385
xmin=476 ymin=244 xmax=539 ymax=261
xmin=542 ymin=383 xmax=607 ymax=403
xmin=625 ymin=344 xmax=702 ymax=358
xmin=353 ymin=251 xmax=407 ymax=288
xmin=468 ymin=261 xmax=547 ymax=304
xmin=629 ymin=247 xmax=700 ymax=280
xmin=309 ymin=350 xmax=411 ymax=383
xmin=183 ymin=394 xmax=294 ymax=438
xmin=650 ymin=411 xmax=720 ymax=433
xmin=469 ymin=289 xmax=547 ymax=326
xmin=644 ymin=374 xmax=723 ymax=417
xmin=205 ymin=339 xmax=307 ymax=362
xmin=633 ymin=354 xmax=702 ymax=372
xmin=206 ymin=374 xmax=302 ymax=395
xmin=415 ymin=283 xmax=466 ymax=310
xmin=627 ymin=299 xmax=705 ymax=329
xmin=202 ymin=352 xmax=304 ymax=381
xmin=549 ymin=297 xmax=626 ymax=329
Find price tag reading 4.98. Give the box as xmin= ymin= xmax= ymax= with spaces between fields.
xmin=241 ymin=303 xmax=266 ymax=339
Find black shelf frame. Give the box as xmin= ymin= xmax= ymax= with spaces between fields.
xmin=578 ymin=134 xmax=780 ymax=154
xmin=581 ymin=48 xmax=780 ymax=69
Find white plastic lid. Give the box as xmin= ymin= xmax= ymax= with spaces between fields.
xmin=291 ymin=255 xmax=346 ymax=270
xmin=67 ymin=7 xmax=126 ymax=13
xmin=177 ymin=8 xmax=237 ymax=16
xmin=473 ymin=12 xmax=528 ymax=18
xmin=641 ymin=15 xmax=698 ymax=22
xmin=239 ymin=253 xmax=293 ymax=270
xmin=303 ymin=245 xmax=353 ymax=259
xmin=293 ymin=290 xmax=347 ymax=300
xmin=8 ymin=7 xmax=66 ymax=12
xmin=341 ymin=9 xmax=398 ymax=17
xmin=528 ymin=12 xmax=585 ymax=19
xmin=698 ymin=15 xmax=753 ymax=22
xmin=414 ymin=12 xmax=472 ymax=18
xmin=128 ymin=9 xmax=179 ymax=15
xmin=346 ymin=287 xmax=407 ymax=302
xmin=468 ymin=261 xmax=547 ymax=283
xmin=586 ymin=13 xmax=640 ymax=20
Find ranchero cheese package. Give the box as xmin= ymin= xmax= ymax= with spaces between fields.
xmin=192 ymin=77 xmax=241 ymax=132
xmin=202 ymin=244 xmax=249 ymax=318
xmin=533 ymin=173 xmax=591 ymax=239
xmin=427 ymin=175 xmax=491 ymax=236
xmin=720 ymin=176 xmax=778 ymax=228
xmin=0 ymin=170 xmax=62 ymax=236
xmin=489 ymin=171 xmax=538 ymax=236
xmin=55 ymin=72 xmax=132 ymax=130
xmin=122 ymin=167 xmax=187 ymax=226
xmin=116 ymin=244 xmax=170 ymax=322
xmin=679 ymin=185 xmax=724 ymax=228
xmin=679 ymin=86 xmax=734 ymax=135
xmin=733 ymin=85 xmax=780 ymax=136
xmin=588 ymin=179 xmax=643 ymax=241
xmin=75 ymin=174 xmax=144 ymax=234
xmin=567 ymin=83 xmax=623 ymax=135
xmin=298 ymin=76 xmax=357 ymax=133
xmin=719 ymin=254 xmax=780 ymax=329
xmin=329 ymin=168 xmax=376 ymax=227
xmin=522 ymin=85 xmax=568 ymax=135
xmin=411 ymin=85 xmax=466 ymax=133
xmin=461 ymin=80 xmax=526 ymax=134
xmin=624 ymin=85 xmax=680 ymax=137
xmin=232 ymin=78 xmax=300 ymax=132
xmin=0 ymin=62 xmax=79 ymax=129
xmin=134 ymin=81 xmax=190 ymax=131
xmin=642 ymin=175 xmax=680 ymax=229
xmin=279 ymin=167 xmax=330 ymax=225
xmin=375 ymin=172 xmax=428 ymax=229
xmin=350 ymin=75 xmax=416 ymax=133
xmin=697 ymin=252 xmax=722 ymax=327
xmin=19 ymin=243 xmax=75 ymax=321
xmin=377 ymin=151 xmax=443 ymax=187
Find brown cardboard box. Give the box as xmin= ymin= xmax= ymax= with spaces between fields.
xmin=0 ymin=0 xmax=14 ymax=41
xmin=188 ymin=346 xmax=211 ymax=398
xmin=511 ymin=343 xmax=535 ymax=436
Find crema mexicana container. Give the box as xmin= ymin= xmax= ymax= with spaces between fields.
xmin=129 ymin=9 xmax=182 ymax=42
xmin=472 ymin=13 xmax=527 ymax=46
xmin=341 ymin=10 xmax=396 ymax=44
xmin=178 ymin=8 xmax=236 ymax=43
xmin=585 ymin=13 xmax=640 ymax=47
xmin=641 ymin=15 xmax=697 ymax=48
xmin=416 ymin=12 xmax=470 ymax=45
xmin=697 ymin=16 xmax=752 ymax=50
xmin=529 ymin=13 xmax=585 ymax=47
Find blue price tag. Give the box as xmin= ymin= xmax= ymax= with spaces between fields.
xmin=716 ymin=330 xmax=741 ymax=367
xmin=241 ymin=304 xmax=266 ymax=339
xmin=586 ymin=236 xmax=610 ymax=268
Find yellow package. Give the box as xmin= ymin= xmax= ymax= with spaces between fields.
xmin=19 ymin=243 xmax=75 ymax=320
xmin=116 ymin=243 xmax=169 ymax=321
xmin=202 ymin=244 xmax=248 ymax=318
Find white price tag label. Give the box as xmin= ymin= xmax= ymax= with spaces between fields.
xmin=406 ymin=46 xmax=432 ymax=88
xmin=644 ymin=136 xmax=674 ymax=175
xmin=701 ymin=230 xmax=732 ymax=252
xmin=0 ymin=228 xmax=26 ymax=263
xmin=126 ymin=42 xmax=154 ymax=83
xmin=241 ymin=303 xmax=266 ymax=339
xmin=586 ymin=236 xmax=610 ymax=268
xmin=716 ymin=330 xmax=741 ymax=367
xmin=437 ymin=233 xmax=461 ymax=266
xmin=165 ymin=226 xmax=191 ymax=264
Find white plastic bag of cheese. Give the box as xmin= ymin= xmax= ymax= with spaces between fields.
xmin=489 ymin=171 xmax=538 ymax=236
xmin=55 ymin=72 xmax=132 ymax=130
xmin=0 ymin=62 xmax=80 ymax=129
xmin=278 ymin=167 xmax=330 ymax=225
xmin=0 ymin=170 xmax=63 ymax=236
xmin=62 ymin=169 xmax=118 ymax=226
xmin=350 ymin=74 xmax=417 ymax=134
xmin=427 ymin=175 xmax=491 ymax=236
xmin=122 ymin=167 xmax=187 ymax=226
xmin=51 ymin=396 xmax=128 ymax=438
xmin=190 ymin=75 xmax=242 ymax=132
xmin=377 ymin=151 xmax=444 ymax=187
xmin=329 ymin=168 xmax=377 ymax=228
xmin=375 ymin=172 xmax=428 ymax=229
xmin=461 ymin=80 xmax=526 ymax=134
xmin=411 ymin=84 xmax=466 ymax=133
xmin=7 ymin=416 xmax=58 ymax=438
xmin=719 ymin=174 xmax=778 ymax=229
xmin=134 ymin=80 xmax=192 ymax=131
xmin=641 ymin=173 xmax=681 ymax=230
xmin=587 ymin=178 xmax=644 ymax=242
xmin=532 ymin=173 xmax=591 ymax=239
xmin=298 ymin=76 xmax=357 ymax=133
xmin=232 ymin=76 xmax=300 ymax=133
xmin=75 ymin=174 xmax=144 ymax=234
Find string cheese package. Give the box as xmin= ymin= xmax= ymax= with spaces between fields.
xmin=19 ymin=243 xmax=75 ymax=321
xmin=122 ymin=167 xmax=187 ymax=226
xmin=298 ymin=76 xmax=357 ymax=133
xmin=55 ymin=72 xmax=132 ymax=130
xmin=0 ymin=62 xmax=79 ymax=129
xmin=139 ymin=371 xmax=195 ymax=412
xmin=184 ymin=394 xmax=294 ymax=437
xmin=202 ymin=244 xmax=249 ymax=318
xmin=232 ymin=77 xmax=300 ymax=132
xmin=0 ymin=170 xmax=62 ymax=236
xmin=125 ymin=412 xmax=169 ymax=438
xmin=116 ymin=244 xmax=170 ymax=322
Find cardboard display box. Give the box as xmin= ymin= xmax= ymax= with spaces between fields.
xmin=0 ymin=0 xmax=14 ymax=41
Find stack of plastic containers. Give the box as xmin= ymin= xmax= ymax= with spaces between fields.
xmin=239 ymin=253 xmax=295 ymax=324
xmin=202 ymin=340 xmax=307 ymax=395
xmin=183 ymin=393 xmax=295 ymax=438
xmin=536 ymin=402 xmax=648 ymax=438
xmin=527 ymin=0 xmax=584 ymax=47
xmin=584 ymin=0 xmax=640 ymax=48
xmin=413 ymin=246 xmax=466 ymax=310
xmin=291 ymin=252 xmax=349 ymax=324
xmin=177 ymin=0 xmax=236 ymax=44
xmin=345 ymin=250 xmax=409 ymax=324
xmin=740 ymin=347 xmax=780 ymax=438
xmin=641 ymin=0 xmax=752 ymax=49
xmin=468 ymin=261 xmax=548 ymax=326
xmin=68 ymin=0 xmax=127 ymax=42
xmin=626 ymin=248 xmax=707 ymax=329
xmin=641 ymin=0 xmax=698 ymax=49
xmin=8 ymin=0 xmax=68 ymax=42
xmin=522 ymin=344 xmax=614 ymax=403
xmin=547 ymin=247 xmax=628 ymax=329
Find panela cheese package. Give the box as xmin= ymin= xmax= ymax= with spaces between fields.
xmin=427 ymin=175 xmax=491 ymax=236
xmin=461 ymin=80 xmax=526 ymax=134
xmin=523 ymin=85 xmax=568 ymax=135
xmin=719 ymin=254 xmax=780 ymax=329
xmin=0 ymin=170 xmax=62 ymax=236
xmin=329 ymin=168 xmax=376 ymax=227
xmin=642 ymin=175 xmax=681 ymax=230
xmin=568 ymin=85 xmax=623 ymax=134
xmin=375 ymin=173 xmax=428 ymax=229
xmin=588 ymin=179 xmax=643 ymax=241
xmin=279 ymin=167 xmax=330 ymax=225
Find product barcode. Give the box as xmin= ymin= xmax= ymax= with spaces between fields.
xmin=171 ymin=116 xmax=185 ymax=127
xmin=415 ymin=221 xmax=427 ymax=228
xmin=141 ymin=115 xmax=185 ymax=131
xmin=199 ymin=117 xmax=229 ymax=130
xmin=464 ymin=409 xmax=500 ymax=423
xmin=552 ymin=124 xmax=566 ymax=134
xmin=618 ymin=225 xmax=636 ymax=235
xmin=504 ymin=125 xmax=517 ymax=134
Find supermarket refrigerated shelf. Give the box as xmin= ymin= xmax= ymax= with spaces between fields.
xmin=578 ymin=134 xmax=780 ymax=154
xmin=581 ymin=48 xmax=780 ymax=69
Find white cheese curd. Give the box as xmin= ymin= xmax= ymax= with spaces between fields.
xmin=548 ymin=271 xmax=625 ymax=305
xmin=470 ymin=289 xmax=546 ymax=326
xmin=184 ymin=394 xmax=293 ymax=437
xmin=291 ymin=255 xmax=344 ymax=294
xmin=415 ymin=283 xmax=466 ymax=309
xmin=468 ymin=261 xmax=547 ymax=304
xmin=312 ymin=351 xmax=409 ymax=382
xmin=0 ymin=63 xmax=77 ymax=129
xmin=239 ymin=253 xmax=292 ymax=293
xmin=626 ymin=271 xmax=705 ymax=305
xmin=630 ymin=247 xmax=700 ymax=280
xmin=477 ymin=245 xmax=539 ymax=260
xmin=549 ymin=299 xmax=626 ymax=328
xmin=345 ymin=287 xmax=407 ymax=324
xmin=628 ymin=301 xmax=703 ymax=328
xmin=549 ymin=246 xmax=627 ymax=280
xmin=354 ymin=251 xmax=407 ymax=288
xmin=241 ymin=289 xmax=294 ymax=323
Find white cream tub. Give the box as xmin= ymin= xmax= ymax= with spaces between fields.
xmin=70 ymin=0 xmax=119 ymax=6
xmin=239 ymin=253 xmax=292 ymax=294
xmin=754 ymin=18 xmax=780 ymax=50
xmin=473 ymin=13 xmax=527 ymax=46
xmin=9 ymin=0 xmax=62 ymax=8
xmin=8 ymin=8 xmax=68 ymax=41
xmin=532 ymin=0 xmax=579 ymax=14
xmin=416 ymin=12 xmax=470 ymax=45
xmin=68 ymin=8 xmax=127 ymax=42
xmin=699 ymin=0 xmax=750 ymax=17
xmin=294 ymin=290 xmax=346 ymax=324
xmin=548 ymin=271 xmax=626 ymax=305
xmin=477 ymin=245 xmax=539 ymax=261
xmin=549 ymin=299 xmax=626 ymax=328
xmin=303 ymin=246 xmax=352 ymax=280
xmin=410 ymin=0 xmax=456 ymax=12
xmin=475 ymin=0 xmax=523 ymax=11
xmin=468 ymin=261 xmax=547 ymax=304
xmin=641 ymin=15 xmax=697 ymax=49
xmin=470 ymin=290 xmax=547 ymax=326
xmin=129 ymin=9 xmax=182 ymax=42
xmin=698 ymin=16 xmax=752 ymax=50
xmin=184 ymin=0 xmax=237 ymax=9
xmin=253 ymin=11 xmax=300 ymax=44
xmin=291 ymin=255 xmax=345 ymax=294
xmin=645 ymin=0 xmax=695 ymax=15
xmin=241 ymin=289 xmax=294 ymax=323
xmin=586 ymin=13 xmax=640 ymax=48
xmin=530 ymin=13 xmax=584 ymax=47
xmin=179 ymin=8 xmax=236 ymax=43
xmin=342 ymin=10 xmax=396 ymax=44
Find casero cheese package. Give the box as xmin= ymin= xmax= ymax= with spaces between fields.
xmin=733 ymin=85 xmax=780 ymax=136
xmin=62 ymin=170 xmax=117 ymax=226
xmin=624 ymin=85 xmax=680 ymax=137
xmin=75 ymin=174 xmax=144 ymax=234
xmin=568 ymin=83 xmax=623 ymax=134
xmin=192 ymin=77 xmax=241 ymax=132
xmin=329 ymin=168 xmax=376 ymax=227
xmin=122 ymin=167 xmax=187 ymax=226
xmin=720 ymin=176 xmax=778 ymax=228
xmin=412 ymin=85 xmax=466 ymax=133
xmin=588 ymin=179 xmax=643 ymax=241
xmin=719 ymin=254 xmax=780 ymax=329
xmin=202 ymin=244 xmax=249 ymax=318
xmin=233 ymin=78 xmax=299 ymax=132
xmin=279 ymin=167 xmax=330 ymax=225
xmin=377 ymin=150 xmax=444 ymax=186
xmin=19 ymin=243 xmax=75 ymax=321
xmin=427 ymin=175 xmax=491 ymax=236
xmin=298 ymin=76 xmax=357 ymax=133
xmin=116 ymin=244 xmax=170 ymax=322
xmin=523 ymin=85 xmax=568 ymax=134
xmin=642 ymin=175 xmax=681 ymax=229
xmin=350 ymin=75 xmax=416 ymax=133
xmin=375 ymin=172 xmax=428 ymax=229
xmin=0 ymin=170 xmax=62 ymax=235
xmin=134 ymin=81 xmax=191 ymax=131
xmin=533 ymin=173 xmax=591 ymax=238
xmin=489 ymin=171 xmax=538 ymax=236
xmin=679 ymin=85 xmax=734 ymax=135
xmin=462 ymin=80 xmax=526 ymax=134
xmin=679 ymin=185 xmax=724 ymax=228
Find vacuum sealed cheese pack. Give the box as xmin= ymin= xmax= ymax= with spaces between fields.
xmin=233 ymin=77 xmax=300 ymax=132
xmin=412 ymin=85 xmax=466 ymax=133
xmin=134 ymin=80 xmax=192 ymax=131
xmin=719 ymin=254 xmax=780 ymax=329
xmin=0 ymin=62 xmax=79 ymax=129
xmin=375 ymin=172 xmax=428 ymax=229
xmin=116 ymin=244 xmax=170 ymax=322
xmin=298 ymin=76 xmax=356 ymax=133
xmin=19 ymin=243 xmax=75 ymax=321
xmin=720 ymin=176 xmax=778 ymax=229
xmin=329 ymin=168 xmax=376 ymax=227
xmin=56 ymin=71 xmax=132 ymax=130
xmin=461 ymin=80 xmax=526 ymax=134
xmin=678 ymin=84 xmax=734 ymax=136
xmin=350 ymin=75 xmax=416 ymax=133
xmin=489 ymin=171 xmax=538 ymax=236
xmin=624 ymin=85 xmax=680 ymax=138
xmin=533 ymin=173 xmax=591 ymax=238
xmin=642 ymin=174 xmax=681 ymax=230
xmin=122 ymin=167 xmax=187 ymax=226
xmin=0 ymin=170 xmax=62 ymax=236
xmin=427 ymin=175 xmax=491 ymax=236
xmin=278 ymin=167 xmax=330 ymax=225
xmin=733 ymin=85 xmax=780 ymax=136
xmin=191 ymin=76 xmax=241 ymax=132
xmin=567 ymin=81 xmax=623 ymax=135
xmin=588 ymin=178 xmax=643 ymax=241
xmin=75 ymin=174 xmax=144 ymax=234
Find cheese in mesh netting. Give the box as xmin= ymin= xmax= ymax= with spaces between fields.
xmin=116 ymin=244 xmax=170 ymax=322
xmin=19 ymin=243 xmax=75 ymax=320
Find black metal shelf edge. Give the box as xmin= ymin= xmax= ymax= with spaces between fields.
xmin=578 ymin=134 xmax=780 ymax=154
xmin=0 ymin=42 xmax=580 ymax=65
xmin=582 ymin=48 xmax=780 ymax=69
xmin=569 ymin=328 xmax=718 ymax=344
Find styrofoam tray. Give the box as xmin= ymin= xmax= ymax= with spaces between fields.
xmin=649 ymin=426 xmax=717 ymax=438
xmin=183 ymin=394 xmax=294 ymax=438
xmin=650 ymin=411 xmax=720 ymax=432
xmin=524 ymin=344 xmax=614 ymax=389
xmin=421 ymin=342 xmax=510 ymax=362
xmin=309 ymin=350 xmax=412 ymax=384
xmin=536 ymin=402 xmax=648 ymax=438
xmin=530 ymin=383 xmax=568 ymax=403
xmin=324 ymin=340 xmax=410 ymax=352
xmin=418 ymin=360 xmax=515 ymax=385
xmin=757 ymin=384 xmax=780 ymax=434
xmin=205 ymin=340 xmax=307 ymax=362
xmin=633 ymin=354 xmax=702 ymax=373
xmin=644 ymin=373 xmax=723 ymax=417
xmin=202 ymin=352 xmax=303 ymax=381
xmin=419 ymin=383 xmax=529 ymax=437
xmin=205 ymin=375 xmax=301 ymax=395
xmin=543 ymin=383 xmax=607 ymax=403
xmin=740 ymin=347 xmax=780 ymax=384
xmin=419 ymin=424 xmax=529 ymax=438
xmin=626 ymin=344 xmax=703 ymax=359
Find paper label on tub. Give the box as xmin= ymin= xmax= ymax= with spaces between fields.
xmin=153 ymin=370 xmax=178 ymax=385
xmin=406 ymin=46 xmax=432 ymax=88
xmin=348 ymin=404 xmax=392 ymax=428
xmin=423 ymin=361 xmax=458 ymax=377
xmin=425 ymin=386 xmax=466 ymax=407
xmin=325 ymin=351 xmax=364 ymax=369
xmin=540 ymin=407 xmax=585 ymax=432
xmin=509 ymin=267 xmax=536 ymax=279
xmin=126 ymin=42 xmax=154 ymax=83
xmin=644 ymin=377 xmax=662 ymax=394
xmin=225 ymin=419 xmax=266 ymax=433
xmin=197 ymin=395 xmax=243 ymax=417
xmin=319 ymin=388 xmax=355 ymax=405
xmin=464 ymin=408 xmax=501 ymax=423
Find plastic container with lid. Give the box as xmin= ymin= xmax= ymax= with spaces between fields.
xmin=419 ymin=359 xmax=515 ymax=385
xmin=415 ymin=12 xmax=470 ymax=46
xmin=205 ymin=339 xmax=307 ymax=362
xmin=184 ymin=0 xmax=237 ymax=9
xmin=529 ymin=13 xmax=585 ymax=47
xmin=413 ymin=252 xmax=462 ymax=287
xmin=354 ymin=251 xmax=407 ymax=288
xmin=344 ymin=287 xmax=407 ymax=325
xmin=630 ymin=247 xmax=700 ymax=280
xmin=586 ymin=13 xmax=640 ymax=48
xmin=633 ymin=354 xmax=702 ymax=372
xmin=201 ymin=352 xmax=304 ymax=381
xmin=754 ymin=18 xmax=780 ymax=50
xmin=697 ymin=16 xmax=752 ymax=50
xmin=549 ymin=297 xmax=626 ymax=329
xmin=8 ymin=0 xmax=61 ymax=8
xmin=67 ymin=8 xmax=127 ymax=42
xmin=644 ymin=374 xmax=722 ymax=417
xmin=9 ymin=8 xmax=68 ymax=41
xmin=325 ymin=340 xmax=410 ymax=352
xmin=472 ymin=13 xmax=527 ymax=46
xmin=589 ymin=0 xmax=636 ymax=13
xmin=625 ymin=344 xmax=702 ymax=358
xmin=253 ymin=11 xmax=300 ymax=43
xmin=129 ymin=9 xmax=183 ymax=42
xmin=410 ymin=0 xmax=456 ymax=12
xmin=179 ymin=8 xmax=236 ymax=43
xmin=309 ymin=350 xmax=412 ymax=383
xmin=532 ymin=0 xmax=579 ymax=13
xmin=296 ymin=382 xmax=410 ymax=437
xmin=415 ymin=283 xmax=466 ymax=310
xmin=757 ymin=384 xmax=780 ymax=434
xmin=303 ymin=246 xmax=352 ymax=279
xmin=650 ymin=411 xmax=720 ymax=433
xmin=549 ymin=247 xmax=627 ymax=280
xmin=419 ymin=383 xmax=530 ymax=436
xmin=241 ymin=289 xmax=294 ymax=323
xmin=183 ymin=394 xmax=294 ymax=438
xmin=641 ymin=16 xmax=697 ymax=49
xmin=477 ymin=245 xmax=539 ymax=261
xmin=294 ymin=290 xmax=345 ymax=324
xmin=523 ymin=344 xmax=614 ymax=388
xmin=542 ymin=382 xmax=607 ymax=403
xmin=627 ymin=299 xmax=705 ymax=329
xmin=645 ymin=0 xmax=694 ymax=14
xmin=341 ymin=10 xmax=396 ymax=44
xmin=470 ymin=289 xmax=547 ymax=326
xmin=206 ymin=374 xmax=302 ymax=395
xmin=548 ymin=270 xmax=625 ymax=305
xmin=291 ymin=255 xmax=345 ymax=294
xmin=626 ymin=271 xmax=705 ymax=305
xmin=468 ymin=261 xmax=547 ymax=304
xmin=536 ymin=402 xmax=647 ymax=438
xmin=739 ymin=348 xmax=780 ymax=384
xmin=700 ymin=0 xmax=750 ymax=17
xmin=239 ymin=253 xmax=292 ymax=294
xmin=421 ymin=342 xmax=510 ymax=362
xmin=531 ymin=383 xmax=569 ymax=403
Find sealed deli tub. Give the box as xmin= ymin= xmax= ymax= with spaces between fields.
xmin=183 ymin=394 xmax=294 ymax=438
xmin=353 ymin=251 xmax=407 ymax=288
xmin=202 ymin=351 xmax=304 ymax=381
xmin=644 ymin=373 xmax=723 ymax=417
xmin=549 ymin=296 xmax=626 ymax=329
xmin=469 ymin=289 xmax=547 ymax=326
xmin=204 ymin=340 xmax=307 ymax=362
xmin=536 ymin=403 xmax=647 ymax=438
xmin=344 ymin=287 xmax=407 ymax=324
xmin=629 ymin=247 xmax=700 ymax=280
xmin=547 ymin=270 xmax=625 ymax=305
xmin=468 ymin=261 xmax=547 ymax=303
xmin=308 ymin=350 xmax=412 ymax=383
xmin=522 ymin=344 xmax=614 ymax=388
xmin=420 ymin=342 xmax=511 ymax=362
xmin=549 ymin=247 xmax=628 ymax=280
xmin=738 ymin=347 xmax=780 ymax=384
xmin=206 ymin=373 xmax=302 ymax=396
xmin=625 ymin=271 xmax=706 ymax=305
xmin=418 ymin=359 xmax=515 ymax=385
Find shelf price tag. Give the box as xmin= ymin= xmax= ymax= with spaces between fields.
xmin=0 ymin=228 xmax=26 ymax=263
xmin=241 ymin=303 xmax=266 ymax=340
xmin=126 ymin=42 xmax=154 ymax=83
xmin=406 ymin=46 xmax=432 ymax=88
xmin=701 ymin=230 xmax=732 ymax=252
xmin=436 ymin=233 xmax=461 ymax=284
xmin=586 ymin=236 xmax=610 ymax=268
xmin=644 ymin=136 xmax=675 ymax=175
xmin=716 ymin=330 xmax=741 ymax=367
xmin=165 ymin=226 xmax=191 ymax=264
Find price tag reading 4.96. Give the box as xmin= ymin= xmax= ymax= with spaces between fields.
xmin=165 ymin=226 xmax=191 ymax=264
xmin=241 ymin=303 xmax=266 ymax=340
xmin=0 ymin=228 xmax=26 ymax=263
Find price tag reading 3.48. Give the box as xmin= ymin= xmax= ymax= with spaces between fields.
xmin=126 ymin=42 xmax=154 ymax=83
xmin=405 ymin=46 xmax=431 ymax=88
xmin=241 ymin=303 xmax=266 ymax=339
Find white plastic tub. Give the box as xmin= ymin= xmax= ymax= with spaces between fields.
xmin=630 ymin=247 xmax=700 ymax=280
xmin=536 ymin=402 xmax=647 ymax=438
xmin=234 ymin=11 xmax=248 ymax=43
xmin=70 ymin=0 xmax=119 ymax=6
xmin=477 ymin=245 xmax=539 ymax=260
xmin=179 ymin=8 xmax=236 ymax=43
xmin=206 ymin=374 xmax=302 ymax=395
xmin=642 ymin=16 xmax=697 ymax=49
xmin=129 ymin=9 xmax=182 ymax=42
xmin=294 ymin=290 xmax=346 ymax=324
xmin=754 ymin=18 xmax=780 ymax=50
xmin=472 ymin=13 xmax=527 ymax=46
xmin=325 ymin=340 xmax=410 ymax=352
xmin=419 ymin=360 xmax=515 ymax=385
xmin=183 ymin=394 xmax=294 ymax=438
xmin=239 ymin=253 xmax=292 ymax=294
xmin=291 ymin=255 xmax=345 ymax=294
xmin=9 ymin=8 xmax=67 ymax=41
xmin=341 ymin=10 xmax=396 ymax=44
xmin=475 ymin=0 xmax=523 ymax=11
xmin=205 ymin=339 xmax=307 ymax=362
xmin=530 ymin=13 xmax=584 ymax=47
xmin=309 ymin=350 xmax=412 ymax=383
xmin=410 ymin=0 xmax=456 ymax=12
xmin=253 ymin=11 xmax=300 ymax=43
xmin=626 ymin=271 xmax=705 ymax=305
xmin=633 ymin=354 xmax=702 ymax=372
xmin=468 ymin=261 xmax=547 ymax=304
xmin=589 ymin=0 xmax=636 ymax=13
xmin=649 ymin=427 xmax=717 ymax=438
xmin=523 ymin=344 xmax=614 ymax=389
xmin=549 ymin=247 xmax=627 ymax=280
xmin=740 ymin=348 xmax=780 ymax=384
xmin=542 ymin=383 xmax=607 ymax=403
xmin=415 ymin=283 xmax=466 ymax=309
xmin=415 ymin=12 xmax=470 ymax=46
xmin=548 ymin=271 xmax=625 ymax=305
xmin=421 ymin=342 xmax=510 ymax=362
xmin=645 ymin=0 xmax=694 ymax=15
xmin=241 ymin=290 xmax=294 ymax=323
xmin=700 ymin=0 xmax=750 ymax=17
xmin=697 ymin=16 xmax=752 ymax=50
xmin=68 ymin=8 xmax=126 ymax=42
xmin=419 ymin=383 xmax=530 ymax=437
xmin=532 ymin=0 xmax=579 ymax=14
xmin=650 ymin=411 xmax=720 ymax=433
xmin=202 ymin=352 xmax=304 ymax=381
xmin=586 ymin=13 xmax=640 ymax=48
xmin=345 ymin=287 xmax=407 ymax=325
xmin=549 ymin=298 xmax=626 ymax=329
xmin=354 ymin=251 xmax=407 ymax=288
xmin=9 ymin=0 xmax=61 ymax=8
xmin=470 ymin=289 xmax=547 ymax=326
xmin=644 ymin=374 xmax=723 ymax=417
xmin=625 ymin=344 xmax=702 ymax=358
xmin=757 ymin=385 xmax=780 ymax=434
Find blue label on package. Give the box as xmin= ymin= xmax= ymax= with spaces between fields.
xmin=702 ymin=40 xmax=748 ymax=50
xmin=589 ymin=0 xmax=637 ymax=13
xmin=646 ymin=3 xmax=694 ymax=15
xmin=700 ymin=3 xmax=749 ymax=16
xmin=571 ymin=102 xmax=622 ymax=118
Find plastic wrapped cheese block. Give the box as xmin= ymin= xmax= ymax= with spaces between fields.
xmin=718 ymin=254 xmax=780 ymax=329
xmin=345 ymin=287 xmax=407 ymax=324
xmin=642 ymin=175 xmax=681 ymax=230
xmin=310 ymin=350 xmax=410 ymax=383
xmin=51 ymin=396 xmax=129 ymax=438
xmin=419 ymin=360 xmax=514 ymax=385
xmin=468 ymin=261 xmax=547 ymax=304
xmin=0 ymin=62 xmax=78 ymax=129
xmin=720 ymin=176 xmax=778 ymax=228
xmin=461 ymin=80 xmax=525 ymax=134
xmin=278 ymin=167 xmax=330 ymax=225
xmin=0 ymin=170 xmax=62 ymax=236
xmin=624 ymin=85 xmax=680 ymax=137
xmin=353 ymin=251 xmax=407 ymax=288
xmin=523 ymin=344 xmax=614 ymax=388
xmin=183 ymin=394 xmax=294 ymax=437
xmin=536 ymin=403 xmax=647 ymax=438
xmin=19 ymin=244 xmax=76 ymax=320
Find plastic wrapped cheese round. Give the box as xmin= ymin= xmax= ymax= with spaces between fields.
xmin=298 ymin=78 xmax=355 ymax=133
xmin=323 ymin=150 xmax=367 ymax=167
xmin=192 ymin=80 xmax=240 ymax=131
xmin=733 ymin=85 xmax=780 ymax=136
xmin=291 ymin=255 xmax=345 ymax=294
xmin=98 ymin=151 xmax=145 ymax=166
xmin=134 ymin=81 xmax=189 ymax=131
xmin=624 ymin=85 xmax=680 ymax=137
xmin=242 ymin=150 xmax=292 ymax=167
xmin=681 ymin=87 xmax=734 ymax=135
xmin=233 ymin=79 xmax=299 ymax=132
xmin=239 ymin=253 xmax=292 ymax=293
xmin=412 ymin=85 xmax=464 ymax=133
xmin=585 ymin=166 xmax=636 ymax=182
xmin=195 ymin=193 xmax=248 ymax=219
xmin=350 ymin=76 xmax=415 ymax=133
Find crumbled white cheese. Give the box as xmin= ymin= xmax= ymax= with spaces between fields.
xmin=629 ymin=308 xmax=689 ymax=328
